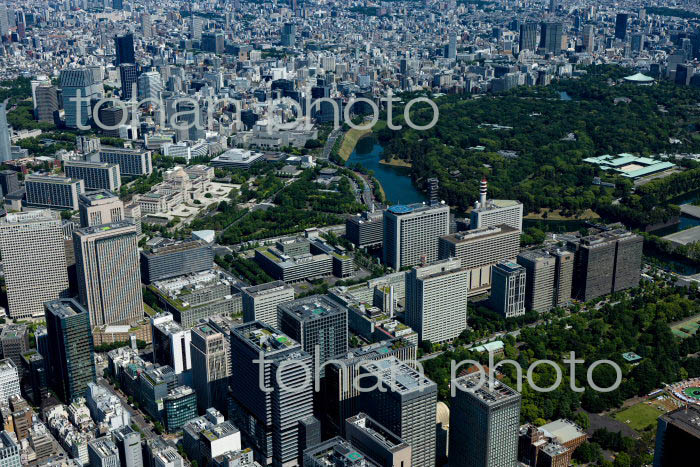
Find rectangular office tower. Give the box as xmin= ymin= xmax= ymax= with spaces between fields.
xmin=346 ymin=210 xmax=384 ymax=248
xmin=360 ymin=357 xmax=437 ymax=467
xmin=60 ymin=68 xmax=103 ymax=128
xmin=519 ymin=23 xmax=538 ymax=52
xmin=490 ymin=262 xmax=526 ymax=318
xmin=99 ymin=147 xmax=153 ymax=176
xmin=653 ymin=406 xmax=700 ymax=467
xmin=470 ymin=179 xmax=523 ymax=232
xmin=140 ymin=240 xmax=214 ymax=283
xmin=567 ymin=229 xmax=642 ymax=301
xmin=74 ymin=222 xmax=143 ymax=326
xmin=241 ymin=280 xmax=295 ymax=329
xmin=78 ymin=190 xmax=125 ymax=228
xmin=151 ymin=313 xmax=192 ymax=379
xmin=450 ymin=373 xmax=521 ymax=467
xmin=88 ymin=437 xmax=121 ymax=467
xmin=64 ymin=160 xmax=122 ymax=192
xmin=25 ymin=174 xmax=85 ymax=210
xmin=229 ymin=322 xmax=316 ymax=466
xmin=0 ymin=211 xmax=69 ymax=319
xmin=44 ymin=299 xmax=96 ymax=402
xmin=615 ymin=13 xmax=629 ymax=41
xmin=439 ymin=224 xmax=520 ymax=296
xmin=112 ymin=425 xmax=143 ymax=467
xmin=539 ymin=22 xmax=563 ymax=54
xmin=278 ymin=295 xmax=348 ymax=376
xmin=405 ymin=258 xmax=468 ymax=343
xmin=383 ymin=203 xmax=450 ymax=270
xmin=190 ymin=323 xmax=229 ymax=415
xmin=517 ymin=249 xmax=574 ymax=312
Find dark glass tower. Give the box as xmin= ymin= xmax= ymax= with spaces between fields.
xmin=115 ymin=33 xmax=135 ymax=65
xmin=44 ymin=298 xmax=96 ymax=402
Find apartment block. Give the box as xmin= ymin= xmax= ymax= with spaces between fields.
xmin=383 ymin=203 xmax=450 ymax=270
xmin=64 ymin=160 xmax=121 ymax=191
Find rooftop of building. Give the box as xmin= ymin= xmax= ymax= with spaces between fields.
xmin=65 ymin=160 xmax=117 ymax=168
xmin=75 ymin=221 xmax=135 ymax=236
xmin=539 ymin=419 xmax=587 ymax=445
xmin=472 ymin=198 xmax=522 ymax=212
xmin=361 ymin=357 xmax=436 ymax=394
xmin=453 ymin=372 xmax=520 ymax=406
xmin=660 ymin=406 xmax=700 ymax=438
xmin=1 ymin=209 xmax=58 ymax=224
xmin=278 ymin=295 xmax=347 ymax=321
xmin=334 ymin=338 xmax=412 ymax=364
xmin=100 ymin=146 xmax=147 ymax=155
xmin=25 ymin=174 xmax=81 ymax=184
xmin=305 ymin=437 xmax=378 ymax=466
xmin=386 ymin=202 xmax=448 ymax=216
xmin=571 ymin=228 xmax=639 ymax=247
xmin=79 ymin=190 xmax=120 ymax=205
xmin=243 ymin=280 xmax=293 ymax=296
xmin=0 ymin=358 xmax=17 ymax=372
xmin=0 ymin=323 xmax=27 ymax=339
xmin=441 ymin=224 xmax=519 ymax=243
xmin=232 ymin=321 xmax=300 ymax=353
xmin=45 ymin=298 xmax=88 ymax=318
xmin=164 ymin=385 xmax=195 ymax=400
xmin=89 ymin=437 xmax=118 ymax=457
xmin=346 ymin=413 xmax=409 ymax=452
xmin=143 ymin=239 xmax=208 ymax=256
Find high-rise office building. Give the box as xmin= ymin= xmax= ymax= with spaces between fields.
xmin=0 ymin=103 xmax=10 ymax=163
xmin=675 ymin=64 xmax=692 ymax=86
xmin=190 ymin=16 xmax=203 ymax=40
xmin=151 ymin=313 xmax=192 ymax=380
xmin=631 ymin=33 xmax=645 ymax=53
xmin=0 ymin=5 xmax=8 ymax=37
xmin=615 ymin=13 xmax=629 ymax=41
xmin=74 ymin=222 xmax=143 ymax=326
xmin=324 ymin=339 xmax=416 ymax=437
xmin=21 ymin=352 xmax=48 ymax=407
xmin=0 ymin=325 xmax=29 ymax=370
xmin=24 ymin=174 xmax=85 ymax=210
xmin=517 ymin=249 xmax=574 ymax=312
xmin=140 ymin=240 xmax=214 ymax=283
xmin=519 ymin=23 xmax=538 ymax=52
xmin=0 ymin=360 xmax=20 ymax=406
xmin=346 ymin=210 xmax=384 ymax=248
xmin=190 ymin=324 xmax=229 ymax=414
xmin=241 ymin=280 xmax=295 ymax=328
xmin=539 ymin=22 xmax=563 ymax=54
xmin=78 ymin=190 xmax=125 ymax=228
xmin=0 ymin=170 xmax=19 ymax=195
xmin=201 ymin=32 xmax=225 ymax=54
xmin=60 ymin=68 xmax=102 ymax=128
xmin=583 ymin=24 xmax=595 ymax=52
xmin=141 ymin=13 xmax=152 ymax=38
xmin=44 ymin=299 xmax=96 ymax=402
xmin=138 ymin=71 xmax=163 ymax=103
xmin=405 ymin=258 xmax=468 ymax=343
xmin=360 ymin=357 xmax=437 ymax=467
xmin=439 ymin=224 xmax=520 ymax=296
xmin=470 ymin=179 xmax=523 ymax=231
xmin=229 ymin=321 xmax=316 ymax=466
xmin=567 ymin=229 xmax=642 ymax=301
xmin=112 ymin=425 xmax=143 ymax=467
xmin=281 ymin=23 xmax=296 ymax=47
xmin=99 ymin=147 xmax=153 ymax=176
xmin=383 ymin=203 xmax=450 ymax=270
xmin=119 ymin=64 xmax=138 ymax=101
xmin=163 ymin=386 xmax=197 ymax=432
xmin=114 ymin=33 xmax=135 ymax=66
xmin=65 ymin=161 xmax=122 ymax=192
xmin=445 ymin=33 xmax=457 ymax=59
xmin=490 ymin=261 xmax=526 ymax=318
xmin=97 ymin=105 xmax=126 ymax=138
xmin=88 ymin=437 xmax=121 ymax=467
xmin=34 ymin=84 xmax=59 ymax=123
xmin=345 ymin=413 xmax=412 ymax=467
xmin=0 ymin=211 xmax=69 ymax=319
xmin=449 ymin=373 xmax=521 ymax=467
xmin=278 ymin=295 xmax=348 ymax=376
xmin=653 ymin=406 xmax=700 ymax=467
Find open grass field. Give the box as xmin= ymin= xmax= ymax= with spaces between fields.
xmin=338 ymin=127 xmax=372 ymax=161
xmin=670 ymin=313 xmax=700 ymax=338
xmin=612 ymin=401 xmax=667 ymax=431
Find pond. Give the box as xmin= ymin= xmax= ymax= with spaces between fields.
xmin=346 ymin=136 xmax=426 ymax=205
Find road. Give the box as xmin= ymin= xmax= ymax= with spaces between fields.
xmin=321 ymin=128 xmax=342 ymax=160
xmin=97 ymin=376 xmax=157 ymax=440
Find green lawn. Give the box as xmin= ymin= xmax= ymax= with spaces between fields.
xmin=613 ymin=403 xmax=667 ymax=431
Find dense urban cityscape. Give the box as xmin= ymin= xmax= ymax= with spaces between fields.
xmin=0 ymin=0 xmax=698 ymax=466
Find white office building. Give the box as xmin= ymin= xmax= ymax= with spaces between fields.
xmin=383 ymin=203 xmax=450 ymax=270
xmin=490 ymin=262 xmax=526 ymax=318
xmin=405 ymin=258 xmax=469 ymax=343
xmin=0 ymin=360 xmax=20 ymax=406
xmin=470 ymin=178 xmax=523 ymax=232
xmin=0 ymin=211 xmax=69 ymax=319
xmin=241 ymin=281 xmax=295 ymax=329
